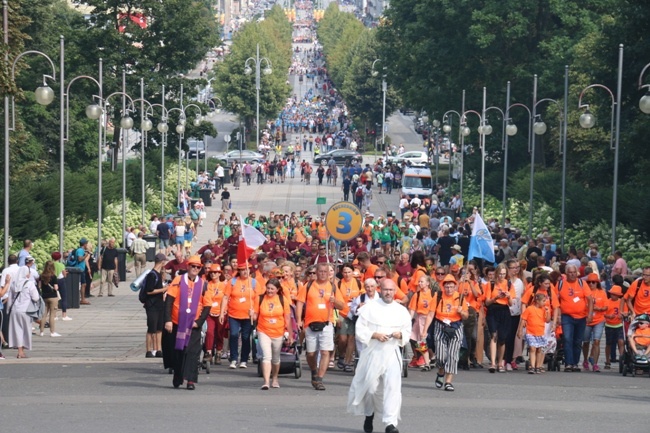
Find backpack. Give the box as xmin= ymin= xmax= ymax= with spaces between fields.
xmin=258 ymin=293 xmax=285 ymax=310
xmin=355 ymin=187 xmax=364 ymax=198
xmin=139 ymin=270 xmax=159 ymax=304
xmin=231 ymin=277 xmax=257 ymax=290
xmin=66 ymin=249 xmax=79 ymax=267
xmin=557 ymin=278 xmax=583 ymax=292
xmin=302 ymin=280 xmax=337 ymax=319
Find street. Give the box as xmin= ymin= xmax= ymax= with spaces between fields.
xmin=1 ymin=360 xmax=649 ymax=433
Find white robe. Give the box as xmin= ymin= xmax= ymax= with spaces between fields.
xmin=348 ymin=298 xmax=412 ymax=426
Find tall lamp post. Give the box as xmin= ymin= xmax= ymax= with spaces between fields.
xmin=205 ymin=97 xmax=223 ymax=173
xmin=129 ymin=83 xmax=156 ymax=226
xmin=371 ymin=59 xmax=387 ymax=157
xmin=244 ymin=44 xmax=272 ymax=151
xmin=147 ymin=93 xmax=170 ymax=215
xmin=104 ymin=84 xmax=135 ymax=245
xmin=578 ymin=44 xmax=623 ymax=253
xmin=3 ymin=0 xmax=57 ymax=263
xmin=442 ymin=111 xmax=461 ymax=190
xmin=504 ymin=101 xmax=532 ymax=228
xmin=183 ymin=103 xmax=204 ymax=187
xmin=460 ymin=88 xmax=488 ymax=212
xmin=64 ymin=60 xmax=103 ymax=250
xmin=484 ymin=104 xmax=505 ymax=223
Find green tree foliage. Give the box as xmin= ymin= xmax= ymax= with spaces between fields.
xmin=213 ymin=6 xmax=292 ymax=140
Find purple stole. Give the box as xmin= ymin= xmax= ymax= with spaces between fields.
xmin=175 ymin=274 xmax=202 ymax=350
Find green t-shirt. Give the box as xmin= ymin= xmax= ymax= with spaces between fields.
xmin=54 ymin=261 xmax=66 ymax=279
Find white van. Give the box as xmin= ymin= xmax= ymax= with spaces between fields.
xmin=401 ymin=164 xmax=433 ymax=199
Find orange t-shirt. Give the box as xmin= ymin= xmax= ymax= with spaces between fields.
xmin=224 ymin=277 xmax=258 ymax=319
xmin=588 ymin=289 xmax=608 ymax=326
xmin=207 ymin=280 xmax=226 ymax=316
xmin=485 ymin=280 xmax=515 ymax=306
xmin=521 ymin=286 xmax=559 ymax=312
xmin=458 ymin=280 xmax=483 ymax=311
xmin=521 ymin=305 xmax=547 ymax=337
xmin=388 ymin=275 xmax=408 ymax=300
xmin=338 ymin=278 xmax=362 ymax=317
xmin=634 ymin=327 xmax=650 ymax=347
xmin=362 ymin=264 xmax=378 ymax=283
xmin=558 ymin=279 xmax=592 ymax=319
xmin=167 ymin=275 xmax=210 ymax=325
xmin=625 ymin=279 xmax=650 ymax=315
xmin=604 ymin=298 xmax=623 ymax=326
xmin=429 ymin=291 xmax=468 ymax=323
xmin=254 ymin=294 xmax=291 ymax=338
xmin=280 ymin=278 xmax=302 ymax=303
xmin=408 ymin=266 xmax=427 ymax=293
xmin=409 ymin=289 xmax=434 ymax=316
xmin=297 ymin=280 xmax=345 ymax=327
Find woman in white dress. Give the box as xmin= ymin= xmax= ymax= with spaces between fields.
xmin=8 ymin=266 xmax=40 ymax=358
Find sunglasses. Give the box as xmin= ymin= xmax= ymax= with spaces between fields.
xmin=308 ymin=272 xmax=316 ymax=275
xmin=377 ymin=261 xmax=385 ymax=264
xmin=189 ymin=264 xmax=202 ymax=269
xmin=436 ymin=272 xmax=445 ymax=276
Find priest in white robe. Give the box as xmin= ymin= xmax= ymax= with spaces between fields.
xmin=348 ymin=279 xmax=412 ymax=433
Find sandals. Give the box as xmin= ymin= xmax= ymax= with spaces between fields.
xmin=314 ymin=381 xmax=326 ymax=391
xmin=488 ymin=365 xmax=496 ymax=373
xmin=261 ymin=384 xmax=269 ymax=390
xmin=443 ymin=382 xmax=455 ymax=391
xmin=344 ymin=365 xmax=354 ymax=373
xmin=528 ymin=368 xmax=535 ymax=374
xmin=421 ymin=365 xmax=431 ymax=372
xmin=435 ymin=373 xmax=444 ymax=389
xmin=497 ymin=366 xmax=506 ymax=373
xmin=337 ymin=360 xmax=346 ymax=370
xmin=564 ymin=366 xmax=573 ymax=372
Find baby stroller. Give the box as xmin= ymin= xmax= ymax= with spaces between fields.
xmin=255 ymin=304 xmax=302 ymax=379
xmin=621 ymin=314 xmax=650 ymax=377
xmin=523 ymin=325 xmax=564 ymax=372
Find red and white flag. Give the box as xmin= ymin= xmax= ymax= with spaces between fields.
xmin=237 ymin=216 xmax=266 ymax=265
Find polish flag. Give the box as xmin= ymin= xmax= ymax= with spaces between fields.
xmin=237 ymin=216 xmax=266 ymax=265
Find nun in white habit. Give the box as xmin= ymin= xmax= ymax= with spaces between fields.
xmin=8 ymin=266 xmax=40 ymax=358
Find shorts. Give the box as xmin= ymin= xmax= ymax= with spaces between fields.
xmin=146 ymin=306 xmax=164 ymax=333
xmin=525 ymin=334 xmax=547 ymax=348
xmin=305 ymin=322 xmax=334 ymax=352
xmin=175 ymin=237 xmax=184 ymax=245
xmin=337 ymin=317 xmax=355 ymax=336
xmin=486 ymin=304 xmax=511 ymax=343
xmin=583 ymin=321 xmax=605 ymax=342
xmin=605 ymin=325 xmax=624 ymax=346
xmin=159 ymin=238 xmax=170 ymax=249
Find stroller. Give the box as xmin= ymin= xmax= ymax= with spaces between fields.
xmin=621 ymin=314 xmax=650 ymax=377
xmin=255 ymin=304 xmax=302 ymax=379
xmin=523 ymin=325 xmax=564 ymax=372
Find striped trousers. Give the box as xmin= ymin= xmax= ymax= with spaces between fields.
xmin=434 ymin=320 xmax=464 ymax=375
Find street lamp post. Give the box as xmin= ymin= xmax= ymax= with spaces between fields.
xmin=460 ymin=88 xmax=489 ymax=213
xmin=64 ymin=60 xmax=103 ymax=250
xmin=205 ymin=97 xmax=223 ymax=173
xmin=244 ymin=44 xmax=272 ymax=152
xmin=442 ymin=111 xmax=461 ymax=191
xmin=129 ymin=83 xmax=156 ymax=226
xmin=484 ymin=101 xmax=506 ymax=224
xmin=3 ymin=0 xmax=57 ymax=264
xmin=578 ymin=44 xmax=623 ymax=253
xmin=371 ymin=59 xmax=387 ymax=158
xmin=183 ymin=103 xmax=204 ymax=187
xmin=104 ymin=81 xmax=135 ymax=246
xmin=148 ymin=93 xmax=169 ymax=215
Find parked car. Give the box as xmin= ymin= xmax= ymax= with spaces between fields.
xmin=313 ymin=149 xmax=363 ymax=166
xmin=187 ymin=140 xmax=205 ymax=160
xmin=221 ymin=149 xmax=266 ymax=164
xmin=386 ymin=151 xmax=429 ymax=166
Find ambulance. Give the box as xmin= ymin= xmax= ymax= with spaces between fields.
xmin=401 ymin=164 xmax=433 ymax=199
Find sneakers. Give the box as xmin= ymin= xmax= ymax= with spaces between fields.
xmin=62 ymin=316 xmax=72 ymax=321
xmin=385 ymin=424 xmax=399 ymax=433
xmin=505 ymin=363 xmax=513 ymax=371
xmin=50 ymin=333 xmax=61 ymax=337
xmin=155 ymin=351 xmax=163 ymax=358
xmin=146 ymin=351 xmax=155 ymax=358
xmin=582 ymin=360 xmax=590 ymax=371
xmin=0 ymin=353 xmax=5 ymax=360
xmin=239 ymin=362 xmax=248 ymax=369
xmin=510 ymin=361 xmax=518 ymax=370
xmin=229 ymin=361 xmax=237 ymax=369
xmin=592 ymin=364 xmax=601 ymax=372
xmin=39 ymin=332 xmax=44 ymax=337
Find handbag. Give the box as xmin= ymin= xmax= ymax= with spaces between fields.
xmin=308 ymin=321 xmax=327 ymax=332
xmin=112 ymin=271 xmax=120 ymax=288
xmin=24 ymin=288 xmax=45 ymax=320
xmin=442 ymin=321 xmax=461 ymax=340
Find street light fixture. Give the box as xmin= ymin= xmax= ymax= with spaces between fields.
xmin=578 ymin=44 xmax=623 ymax=254
xmin=244 ymin=43 xmax=272 ymax=151
xmin=3 ymin=1 xmax=57 ymax=264
xmin=371 ymin=59 xmax=387 ymax=158
xmin=638 ymin=60 xmax=650 ymax=113
xmin=441 ymin=110 xmax=461 ymax=194
xmin=148 ymin=88 xmax=170 ymax=215
xmin=64 ymin=59 xmax=103 ymax=251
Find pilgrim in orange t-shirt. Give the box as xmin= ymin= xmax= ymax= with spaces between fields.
xmin=254 ymin=294 xmax=291 ymax=338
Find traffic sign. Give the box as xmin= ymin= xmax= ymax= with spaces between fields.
xmin=224 ymin=134 xmax=231 ymax=143
xmin=324 ymin=201 xmax=362 ymax=242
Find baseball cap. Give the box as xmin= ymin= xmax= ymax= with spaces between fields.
xmin=155 ymin=253 xmax=168 ymax=262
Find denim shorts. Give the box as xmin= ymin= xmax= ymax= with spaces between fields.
xmin=584 ymin=321 xmax=605 ymax=342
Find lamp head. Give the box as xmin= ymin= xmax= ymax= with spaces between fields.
xmin=176 ymin=124 xmax=185 ymax=134
xmin=460 ymin=125 xmax=471 ymax=137
xmin=533 ymin=118 xmax=547 ymax=135
xmin=579 ymin=110 xmax=595 ymax=129
xmin=505 ymin=122 xmax=518 ymax=136
xmin=442 ymin=123 xmax=451 ymax=134
xmin=639 ymin=92 xmax=650 ymax=114
xmin=141 ymin=118 xmax=153 ymax=131
xmin=432 ymin=119 xmax=441 ymax=128
xmin=120 ymin=116 xmax=134 ymax=130
xmin=244 ymin=66 xmax=253 ymax=75
xmin=193 ymin=117 xmax=201 ymax=127
xmin=157 ymin=122 xmax=169 ymax=133
xmin=263 ymin=67 xmax=272 ymax=75
xmin=35 ymin=85 xmax=55 ymax=105
xmin=85 ymin=104 xmax=102 ymax=120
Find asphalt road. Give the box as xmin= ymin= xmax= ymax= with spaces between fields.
xmin=2 ymin=360 xmax=649 ymax=433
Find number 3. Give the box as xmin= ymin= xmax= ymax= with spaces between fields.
xmin=336 ymin=212 xmax=352 ymax=234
